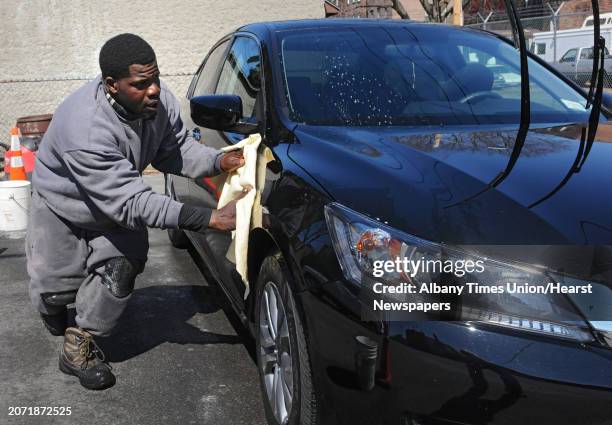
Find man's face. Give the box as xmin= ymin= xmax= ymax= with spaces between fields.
xmin=105 ymin=61 xmax=161 ymax=119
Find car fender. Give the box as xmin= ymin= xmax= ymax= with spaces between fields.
xmin=246 ymin=226 xmax=308 ymax=320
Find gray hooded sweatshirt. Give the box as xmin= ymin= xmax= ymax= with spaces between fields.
xmin=33 ymin=76 xmax=220 ymax=231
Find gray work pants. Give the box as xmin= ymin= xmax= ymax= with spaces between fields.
xmin=26 ymin=191 xmax=147 ymax=336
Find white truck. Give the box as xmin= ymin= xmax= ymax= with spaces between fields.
xmin=530 ymin=13 xmax=612 ymax=63
xmin=582 ymin=13 xmax=612 ymax=28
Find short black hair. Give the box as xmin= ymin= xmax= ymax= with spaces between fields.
xmin=99 ymin=33 xmax=156 ymax=79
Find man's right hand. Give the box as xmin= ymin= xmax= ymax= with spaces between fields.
xmin=209 ymin=190 xmax=249 ymax=231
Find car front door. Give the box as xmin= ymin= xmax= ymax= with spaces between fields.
xmin=168 ymin=38 xmax=230 ymax=220
xmin=557 ymin=48 xmax=578 ymax=75
xmin=189 ymin=34 xmax=266 ymax=307
xmin=179 ymin=38 xmax=231 ymax=208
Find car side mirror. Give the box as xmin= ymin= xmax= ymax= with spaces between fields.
xmin=190 ymin=95 xmax=258 ymax=135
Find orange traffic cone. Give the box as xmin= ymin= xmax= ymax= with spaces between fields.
xmin=8 ymin=127 xmax=27 ymax=181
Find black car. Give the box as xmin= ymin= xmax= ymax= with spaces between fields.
xmin=166 ymin=19 xmax=612 ymax=425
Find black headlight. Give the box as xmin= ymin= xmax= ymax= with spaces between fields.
xmin=325 ymin=202 xmax=597 ymax=342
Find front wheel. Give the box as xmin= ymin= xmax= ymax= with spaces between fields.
xmin=254 ymin=255 xmax=319 ymax=425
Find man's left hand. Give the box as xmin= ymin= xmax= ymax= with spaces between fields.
xmin=220 ymin=149 xmax=245 ymax=173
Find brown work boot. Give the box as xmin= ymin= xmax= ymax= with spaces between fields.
xmin=58 ymin=327 xmax=115 ymax=390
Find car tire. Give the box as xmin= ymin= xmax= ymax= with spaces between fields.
xmin=164 ymin=175 xmax=190 ymax=249
xmin=254 ymin=254 xmax=319 ymax=425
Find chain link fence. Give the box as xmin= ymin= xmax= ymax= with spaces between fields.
xmin=0 ymin=73 xmax=194 ymax=150
xmin=465 ymin=6 xmax=612 ymax=88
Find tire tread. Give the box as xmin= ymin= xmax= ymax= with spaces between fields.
xmin=255 ymin=254 xmax=320 ymax=425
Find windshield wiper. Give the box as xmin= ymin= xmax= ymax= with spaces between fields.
xmin=528 ymin=130 xmax=586 ymax=208
xmin=445 ymin=0 xmax=530 ymax=209
xmin=488 ymin=0 xmax=530 ymax=187
xmin=528 ymin=0 xmax=605 ymax=208
xmin=578 ymin=0 xmax=605 ymax=171
xmin=586 ymin=0 xmax=603 ymax=109
xmin=577 ymin=41 xmax=605 ymax=170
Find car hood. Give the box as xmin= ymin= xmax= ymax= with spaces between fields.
xmin=289 ymin=123 xmax=612 ymax=247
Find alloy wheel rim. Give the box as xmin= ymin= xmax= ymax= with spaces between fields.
xmin=259 ymin=281 xmax=293 ymax=424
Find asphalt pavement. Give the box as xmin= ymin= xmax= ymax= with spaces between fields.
xmin=0 ymin=174 xmax=266 ymax=425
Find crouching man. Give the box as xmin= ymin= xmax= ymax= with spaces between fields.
xmin=26 ymin=33 xmax=244 ymax=390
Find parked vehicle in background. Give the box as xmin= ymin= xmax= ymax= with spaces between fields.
xmin=530 ymin=23 xmax=612 ymax=63
xmin=169 ymin=19 xmax=612 ymax=425
xmin=582 ymin=12 xmax=612 ymax=28
xmin=550 ymin=46 xmax=612 ymax=87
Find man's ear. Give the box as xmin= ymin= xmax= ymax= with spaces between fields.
xmin=104 ymin=76 xmax=118 ymax=95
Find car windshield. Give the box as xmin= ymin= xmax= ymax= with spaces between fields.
xmin=278 ymin=24 xmax=591 ymax=126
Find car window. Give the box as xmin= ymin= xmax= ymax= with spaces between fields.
xmin=191 ymin=40 xmax=230 ymax=97
xmin=279 ymin=25 xmax=590 ymax=126
xmin=578 ymin=47 xmax=609 ymax=59
xmin=584 ymin=18 xmax=606 ymax=27
xmin=458 ymin=46 xmax=564 ymax=111
xmin=561 ymin=49 xmax=577 ymax=62
xmin=580 ymin=48 xmax=593 ymax=60
xmin=215 ymin=36 xmax=261 ymax=118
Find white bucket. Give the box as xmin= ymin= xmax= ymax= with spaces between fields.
xmin=0 ymin=180 xmax=31 ymax=232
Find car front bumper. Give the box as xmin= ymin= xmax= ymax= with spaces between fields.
xmin=302 ymin=286 xmax=612 ymax=425
xmin=386 ymin=321 xmax=612 ymax=425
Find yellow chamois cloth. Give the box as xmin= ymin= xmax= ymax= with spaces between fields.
xmin=217 ymin=134 xmax=274 ymax=294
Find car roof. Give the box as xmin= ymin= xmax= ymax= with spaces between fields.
xmin=236 ymin=18 xmax=454 ymax=38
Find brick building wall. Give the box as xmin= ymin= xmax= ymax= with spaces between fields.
xmin=465 ymin=0 xmax=612 ymax=30
xmin=561 ymin=0 xmax=612 ymax=29
xmin=341 ymin=0 xmax=394 ymax=18
xmin=326 ymin=0 xmax=427 ymax=20
xmin=399 ymin=0 xmax=427 ymax=20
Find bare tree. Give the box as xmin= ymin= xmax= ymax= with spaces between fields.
xmin=412 ymin=0 xmax=471 ymax=23
xmin=390 ymin=0 xmax=410 ymax=19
